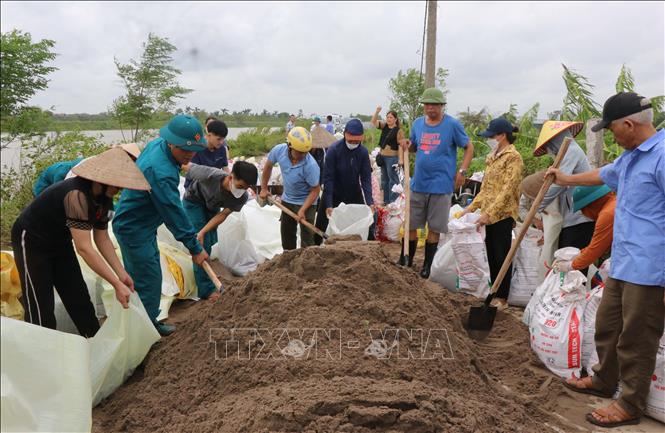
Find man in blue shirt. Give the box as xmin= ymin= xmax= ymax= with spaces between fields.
xmin=113 ymin=115 xmax=209 ymax=336
xmin=33 ymin=157 xmax=84 ymax=196
xmin=325 ymin=115 xmax=335 ymax=134
xmin=184 ymin=119 xmax=229 ymax=189
xmin=259 ymin=126 xmax=320 ymax=250
xmin=314 ymin=119 xmax=375 ymax=244
xmin=399 ymin=88 xmax=474 ymax=278
xmin=547 ymin=92 xmax=665 ymax=429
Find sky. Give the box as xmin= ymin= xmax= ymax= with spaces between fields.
xmin=1 ymin=1 xmax=664 ymax=120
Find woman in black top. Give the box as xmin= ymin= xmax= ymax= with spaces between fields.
xmin=11 ymin=147 xmax=150 ymax=336
xmin=371 ymin=106 xmax=404 ymax=204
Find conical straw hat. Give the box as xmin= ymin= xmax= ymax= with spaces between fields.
xmin=533 ymin=121 xmax=583 ymax=156
xmin=520 ymin=170 xmax=546 ymax=200
xmin=116 ymin=142 xmax=141 ymax=160
xmin=72 ymin=147 xmax=150 ymax=191
xmin=311 ymin=127 xmax=336 ymax=149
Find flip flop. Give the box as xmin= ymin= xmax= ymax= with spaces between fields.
xmin=562 ymin=378 xmax=613 ymax=398
xmin=585 ymin=402 xmax=640 ymax=428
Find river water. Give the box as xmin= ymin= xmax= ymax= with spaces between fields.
xmin=0 ymin=127 xmax=276 ymax=172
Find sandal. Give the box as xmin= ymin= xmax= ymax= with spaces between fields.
xmin=586 ymin=401 xmax=640 ymax=428
xmin=562 ymin=376 xmax=613 ymax=398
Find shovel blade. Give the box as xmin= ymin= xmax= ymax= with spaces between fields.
xmin=466 ymin=304 xmax=498 ymax=331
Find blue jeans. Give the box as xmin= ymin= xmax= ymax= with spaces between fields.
xmin=183 ymin=200 xmax=219 ymax=299
xmin=380 ymin=155 xmax=399 ymax=204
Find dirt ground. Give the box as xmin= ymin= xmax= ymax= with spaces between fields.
xmin=92 ymin=241 xmax=664 ymax=433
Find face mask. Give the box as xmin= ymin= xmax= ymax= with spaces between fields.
xmin=230 ymin=182 xmax=246 ymax=198
xmin=346 ymin=141 xmax=360 ymax=150
xmin=486 ymin=138 xmax=499 ymax=151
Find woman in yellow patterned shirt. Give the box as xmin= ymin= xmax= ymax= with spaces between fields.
xmin=460 ymin=118 xmax=523 ymax=310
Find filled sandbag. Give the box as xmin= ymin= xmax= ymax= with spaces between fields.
xmin=646 ymin=331 xmax=665 ymax=423
xmin=447 ymin=213 xmax=491 ymax=298
xmin=508 ymin=226 xmax=544 ymax=307
xmin=429 ymin=240 xmax=457 ymax=292
xmin=326 ymin=203 xmax=374 ymax=241
xmin=527 ymin=250 xmax=587 ymax=379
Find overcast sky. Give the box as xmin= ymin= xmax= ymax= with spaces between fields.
xmin=1 ymin=1 xmax=663 ymax=120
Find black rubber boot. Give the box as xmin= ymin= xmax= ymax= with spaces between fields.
xmin=419 ymin=242 xmax=438 ymax=279
xmin=397 ymin=239 xmax=417 ymax=267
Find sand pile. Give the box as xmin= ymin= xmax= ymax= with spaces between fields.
xmin=94 ymin=242 xmax=573 ymax=433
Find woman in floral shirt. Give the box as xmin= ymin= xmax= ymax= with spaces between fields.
xmin=460 ymin=118 xmax=523 ymax=310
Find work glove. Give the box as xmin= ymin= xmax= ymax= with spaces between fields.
xmin=552 ymin=259 xmax=574 ymax=273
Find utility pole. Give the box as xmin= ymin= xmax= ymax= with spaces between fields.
xmin=424 ymin=0 xmax=437 ymax=88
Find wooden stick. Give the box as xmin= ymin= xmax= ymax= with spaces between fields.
xmin=267 ymin=195 xmax=328 ymax=239
xmin=201 ymin=261 xmax=222 ymax=291
xmin=403 ymin=146 xmax=411 ymax=258
xmin=486 ymin=137 xmax=572 ymax=299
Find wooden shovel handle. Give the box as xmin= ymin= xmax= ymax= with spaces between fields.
xmin=487 ymin=136 xmax=572 ymax=299
xmin=201 ymin=261 xmax=222 ymax=291
xmin=267 ymin=196 xmax=328 ymax=239
xmin=403 ymin=146 xmax=411 ymax=256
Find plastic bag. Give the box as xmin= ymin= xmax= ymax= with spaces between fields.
xmin=1 ymin=317 xmax=93 ymax=433
xmin=540 ymin=200 xmax=563 ymax=280
xmin=90 ymin=291 xmax=160 ymax=406
xmin=581 ymin=284 xmax=603 ymax=375
xmin=523 ymin=247 xmax=583 ymax=326
xmin=213 ymin=210 xmax=261 ymax=276
xmin=429 ymin=240 xmax=458 ymax=291
xmin=508 ymin=226 xmax=544 ymax=307
xmin=527 ymin=251 xmax=587 ymax=379
xmin=1 ymin=251 xmax=24 ymax=321
xmin=325 ymin=203 xmax=374 ymax=241
xmin=447 ymin=213 xmax=491 ymax=298
xmin=242 ymin=200 xmax=283 ymax=259
xmin=646 ymin=331 xmax=665 ymax=423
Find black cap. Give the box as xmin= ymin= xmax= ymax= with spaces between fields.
xmin=591 ymin=92 xmax=652 ymax=132
xmin=478 ymin=117 xmax=514 ymax=138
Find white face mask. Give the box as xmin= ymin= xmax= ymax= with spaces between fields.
xmin=230 ymin=181 xmax=246 ymax=198
xmin=345 ymin=141 xmax=360 ymax=150
xmin=486 ymin=138 xmax=500 ymax=151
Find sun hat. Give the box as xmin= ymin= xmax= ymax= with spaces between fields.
xmin=533 ymin=121 xmax=583 ymax=157
xmin=419 ymin=87 xmax=446 ymax=104
xmin=520 ymin=170 xmax=546 ymax=200
xmin=572 ymin=185 xmax=612 ymax=212
xmin=115 ymin=142 xmax=141 ymax=160
xmin=159 ymin=115 xmax=207 ymax=152
xmin=591 ymin=92 xmax=653 ymax=132
xmin=311 ymin=126 xmax=336 ymax=149
xmin=72 ymin=147 xmax=150 ymax=191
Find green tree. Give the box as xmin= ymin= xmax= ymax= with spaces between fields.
xmin=388 ymin=67 xmax=449 ymax=122
xmin=110 ymin=33 xmax=191 ymax=142
xmin=561 ymin=64 xmax=601 ymax=123
xmin=0 ymin=29 xmax=58 ymax=148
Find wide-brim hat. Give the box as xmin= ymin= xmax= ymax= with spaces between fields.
xmin=311 ymin=127 xmax=336 ymax=149
xmin=572 ymin=185 xmax=612 ymax=212
xmin=533 ymin=121 xmax=583 ymax=156
xmin=116 ymin=142 xmax=141 ymax=160
xmin=521 ymin=170 xmax=546 ymax=200
xmin=159 ymin=115 xmax=207 ymax=152
xmin=72 ymin=147 xmax=150 ymax=191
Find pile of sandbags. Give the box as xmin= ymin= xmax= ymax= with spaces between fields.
xmin=1 ymin=291 xmax=159 ymax=432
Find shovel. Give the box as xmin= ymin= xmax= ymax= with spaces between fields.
xmin=401 ymin=145 xmax=411 ymax=265
xmin=466 ymin=137 xmax=571 ymax=333
xmin=260 ymin=194 xmax=329 ymax=241
xmin=201 ymin=260 xmax=223 ymax=291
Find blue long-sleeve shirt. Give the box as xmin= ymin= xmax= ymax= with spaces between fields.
xmin=322 ymin=139 xmax=373 ymax=209
xmin=33 ymin=157 xmax=84 ymax=196
xmin=112 ymin=138 xmax=202 ymax=254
